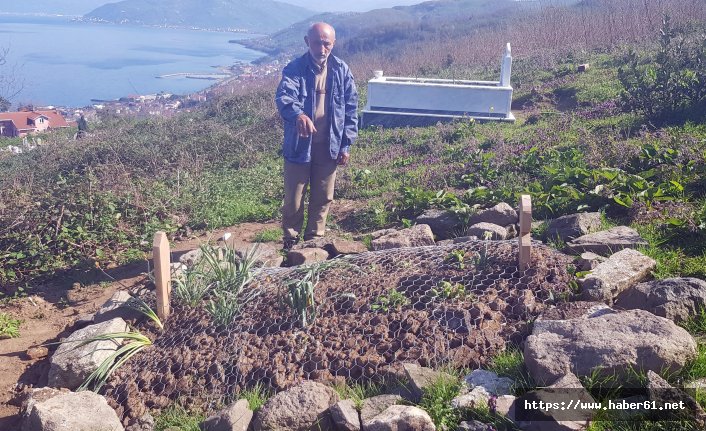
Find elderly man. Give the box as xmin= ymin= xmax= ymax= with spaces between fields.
xmin=275 ymin=22 xmax=358 ymax=250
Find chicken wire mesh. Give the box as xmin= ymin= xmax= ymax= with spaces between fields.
xmin=104 ymin=239 xmax=574 ymax=424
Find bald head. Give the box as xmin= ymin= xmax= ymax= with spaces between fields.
xmin=305 ymin=22 xmax=336 ymax=66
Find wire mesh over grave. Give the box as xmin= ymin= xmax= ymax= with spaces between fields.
xmin=104 ymin=240 xmax=574 ymax=423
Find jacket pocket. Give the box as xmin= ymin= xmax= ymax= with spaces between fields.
xmin=282 ymin=120 xmax=301 ymax=159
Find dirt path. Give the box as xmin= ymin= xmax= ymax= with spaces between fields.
xmin=0 ymin=221 xmax=281 ymax=429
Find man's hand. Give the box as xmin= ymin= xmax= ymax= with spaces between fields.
xmin=296 ymin=114 xmax=316 ymax=138
xmin=337 ymin=152 xmax=350 ymax=166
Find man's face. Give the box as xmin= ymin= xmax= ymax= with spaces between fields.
xmin=305 ymin=25 xmax=335 ymax=66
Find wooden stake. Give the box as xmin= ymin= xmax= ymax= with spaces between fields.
xmin=519 ymin=195 xmax=532 ymax=270
xmin=152 ymin=231 xmax=171 ymax=320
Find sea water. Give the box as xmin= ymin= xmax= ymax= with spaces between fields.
xmin=0 ymin=15 xmax=264 ymax=107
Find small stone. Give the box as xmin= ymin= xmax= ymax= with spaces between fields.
xmin=364 ymin=405 xmax=435 ymax=431
xmin=463 ymin=369 xmax=514 ymax=395
xmin=468 ymin=202 xmax=518 ymax=226
xmin=403 ymin=362 xmax=455 ymax=401
xmin=329 ymin=239 xmax=368 ymax=255
xmin=286 ymin=247 xmax=329 ymax=266
xmin=25 ymin=346 xmax=49 ymax=360
xmin=564 ymin=226 xmax=648 ymax=256
xmin=329 ymin=399 xmax=360 ymax=431
xmin=360 ymin=394 xmax=403 ymax=424
xmin=371 ymin=224 xmax=435 ymax=250
xmin=465 ymin=222 xmax=507 ymax=240
xmin=545 ymin=212 xmax=602 ymax=243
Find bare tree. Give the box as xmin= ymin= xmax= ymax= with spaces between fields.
xmin=0 ymin=46 xmax=23 ymax=111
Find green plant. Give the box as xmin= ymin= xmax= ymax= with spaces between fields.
xmin=487 ymin=347 xmax=534 ymax=393
xmin=125 ymin=296 xmax=164 ymax=329
xmin=332 ymin=380 xmax=385 ymax=411
xmin=679 ymin=307 xmax=706 ymax=336
xmin=239 ymin=382 xmax=272 ymax=411
xmin=429 ymin=280 xmax=472 ymax=301
xmin=154 ymin=403 xmax=205 ymax=431
xmin=371 ymin=288 xmax=410 ymax=312
xmin=173 ymin=267 xmax=210 ymax=307
xmin=618 ymin=16 xmax=706 ymax=124
xmin=0 ymin=312 xmax=22 ymax=338
xmin=200 ymin=244 xmax=262 ymax=326
xmin=282 ymin=263 xmax=327 ymax=328
xmin=445 ymin=249 xmax=468 ymax=269
xmin=418 ymin=373 xmax=463 ymax=431
xmin=78 ymin=330 xmax=154 ymax=392
xmin=205 ymin=290 xmax=243 ymax=326
xmin=252 ymin=228 xmax=282 ymax=243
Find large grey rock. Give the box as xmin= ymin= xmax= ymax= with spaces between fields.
xmin=415 ymin=209 xmax=461 ymax=240
xmin=468 ymin=202 xmax=518 ymax=226
xmin=201 ymin=399 xmax=253 ymax=431
xmin=545 ymin=212 xmax=602 ymax=242
xmin=48 ymin=318 xmax=128 ymax=390
xmin=371 ymin=224 xmax=435 ymax=250
xmin=364 ymin=405 xmax=435 ymax=431
xmin=21 ymin=390 xmax=123 ymax=431
xmin=402 ymin=362 xmax=454 ymax=401
xmin=252 ymin=381 xmax=339 ymax=431
xmin=286 ymin=247 xmax=329 ymax=266
xmin=360 ymin=395 xmax=403 ymax=425
xmin=647 ymin=370 xmax=706 ymax=425
xmin=465 ymin=222 xmax=507 ymax=240
xmin=93 ymin=291 xmax=142 ymax=324
xmin=330 ymin=399 xmax=360 ymax=431
xmin=615 ymin=277 xmax=706 ymax=323
xmin=525 ymin=308 xmax=697 ymax=385
xmin=564 ymin=226 xmax=647 ymax=256
xmin=578 ymin=248 xmax=656 ymax=304
xmin=515 ymin=372 xmax=593 ymax=431
xmin=463 ymin=369 xmax=514 ymax=396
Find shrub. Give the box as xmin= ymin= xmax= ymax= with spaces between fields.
xmin=618 ymin=17 xmax=706 ymax=124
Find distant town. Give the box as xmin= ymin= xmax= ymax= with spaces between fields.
xmin=0 ymin=59 xmax=283 ymax=151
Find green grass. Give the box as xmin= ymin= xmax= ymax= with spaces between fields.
xmin=239 ymin=381 xmax=272 ymax=411
xmin=332 ymin=379 xmax=385 ymax=410
xmin=154 ymin=403 xmax=205 ymax=431
xmin=252 ymin=227 xmax=282 ymax=243
xmin=0 ymin=312 xmax=21 ymax=338
xmin=486 ymin=347 xmax=535 ymax=393
xmin=635 ymin=224 xmax=706 ymax=280
xmin=417 ymin=373 xmax=463 ymax=431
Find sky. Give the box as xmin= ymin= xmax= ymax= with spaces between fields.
xmin=0 ymin=0 xmax=427 ymax=15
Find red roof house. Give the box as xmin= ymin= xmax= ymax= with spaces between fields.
xmin=0 ymin=110 xmax=71 ymax=137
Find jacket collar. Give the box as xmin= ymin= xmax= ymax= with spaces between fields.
xmin=300 ymin=52 xmax=342 ymax=70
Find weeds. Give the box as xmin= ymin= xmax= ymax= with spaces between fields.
xmin=154 ymin=403 xmax=205 ymax=431
xmin=0 ymin=312 xmax=21 ymax=338
xmin=253 ymin=228 xmax=282 ymax=243
xmin=417 ymin=373 xmax=463 ymax=431
xmin=239 ymin=382 xmax=272 ymax=411
xmin=371 ymin=288 xmax=409 ymax=312
xmin=333 ymin=380 xmax=385 ymax=411
xmin=284 ymin=265 xmax=319 ymax=328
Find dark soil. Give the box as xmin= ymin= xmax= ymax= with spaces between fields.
xmin=104 ymin=240 xmax=574 ymax=425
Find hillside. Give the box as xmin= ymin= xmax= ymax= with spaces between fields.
xmin=3 ymin=0 xmax=706 ymax=429
xmin=238 ymin=0 xmax=522 ymax=56
xmin=83 ymin=0 xmax=316 ymax=32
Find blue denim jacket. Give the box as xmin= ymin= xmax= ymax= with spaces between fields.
xmin=275 ymin=53 xmax=358 ymax=164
